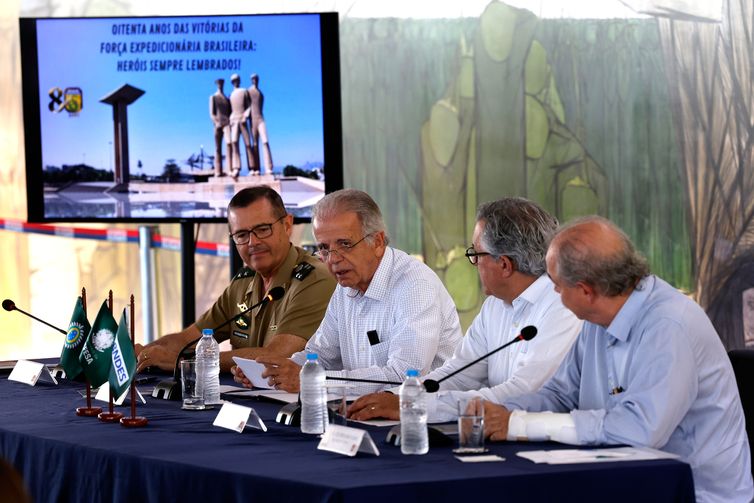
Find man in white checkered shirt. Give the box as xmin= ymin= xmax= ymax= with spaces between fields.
xmin=239 ymin=189 xmax=463 ymax=394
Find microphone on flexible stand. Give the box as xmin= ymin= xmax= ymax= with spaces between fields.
xmin=326 ymin=376 xmax=402 ymax=386
xmin=276 ymin=375 xmax=404 ymax=426
xmin=275 ymin=325 xmax=536 ymax=427
xmin=151 ymin=286 xmax=285 ymax=400
xmin=3 ymin=298 xmax=71 ymax=379
xmin=422 ymin=325 xmax=538 ymax=393
xmin=276 ymin=327 xmax=538 ymax=427
xmin=385 ymin=325 xmax=538 ymax=446
xmin=2 ymin=299 xmax=66 ymax=334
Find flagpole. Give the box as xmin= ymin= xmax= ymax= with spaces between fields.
xmin=121 ymin=294 xmax=147 ymax=428
xmin=76 ymin=287 xmax=102 ymax=417
xmin=99 ymin=290 xmax=123 ymax=423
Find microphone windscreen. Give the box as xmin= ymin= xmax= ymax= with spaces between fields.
xmin=423 ymin=379 xmax=439 ymax=393
xmin=2 ymin=299 xmax=15 ymax=312
xmin=520 ymin=325 xmax=538 ymax=341
xmin=268 ymin=286 xmax=285 ymax=301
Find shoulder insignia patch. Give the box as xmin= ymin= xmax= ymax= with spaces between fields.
xmin=292 ymin=262 xmax=315 ymax=281
xmin=233 ymin=267 xmax=255 ymax=281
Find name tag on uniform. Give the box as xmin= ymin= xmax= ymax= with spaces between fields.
xmin=233 ymin=330 xmax=248 ymax=340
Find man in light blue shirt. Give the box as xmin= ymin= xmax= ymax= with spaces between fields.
xmin=484 ymin=216 xmax=753 ymax=503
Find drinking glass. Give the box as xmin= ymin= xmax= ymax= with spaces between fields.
xmin=180 ymin=359 xmax=206 ymax=410
xmin=456 ymin=396 xmax=485 ymax=453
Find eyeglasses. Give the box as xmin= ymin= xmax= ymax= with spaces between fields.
xmin=314 ymin=234 xmax=372 ymax=261
xmin=465 ymin=246 xmax=494 ymax=265
xmin=229 ymin=215 xmax=286 ymax=245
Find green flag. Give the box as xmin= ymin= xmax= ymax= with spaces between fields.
xmin=78 ymin=300 xmax=117 ymax=387
xmin=109 ymin=308 xmax=136 ymax=398
xmin=59 ymin=296 xmax=90 ymax=380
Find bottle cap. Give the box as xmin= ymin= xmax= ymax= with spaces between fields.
xmin=406 ymin=369 xmax=419 ymax=377
xmin=306 ymin=353 xmax=319 ymax=360
xmin=202 ymin=328 xmax=213 ymax=336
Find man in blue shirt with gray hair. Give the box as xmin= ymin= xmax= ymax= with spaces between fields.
xmin=484 ymin=215 xmax=753 ymax=503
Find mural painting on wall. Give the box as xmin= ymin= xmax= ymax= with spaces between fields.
xmin=421 ymin=2 xmax=606 ymax=326
xmin=413 ymin=0 xmax=753 ymax=348
xmin=340 ymin=0 xmax=752 ymax=348
xmin=655 ymin=0 xmax=754 ymax=350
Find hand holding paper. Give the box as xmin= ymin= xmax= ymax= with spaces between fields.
xmin=232 ymin=357 xmax=273 ymax=389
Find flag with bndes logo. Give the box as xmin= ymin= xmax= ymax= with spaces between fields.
xmin=59 ymin=296 xmax=90 ymax=380
xmin=108 ymin=308 xmax=136 ymax=398
xmin=78 ymin=300 xmax=116 ymax=387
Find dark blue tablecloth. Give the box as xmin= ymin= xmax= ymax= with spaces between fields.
xmin=0 ymin=374 xmax=695 ymax=503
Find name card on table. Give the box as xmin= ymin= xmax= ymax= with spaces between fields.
xmin=318 ymin=424 xmax=380 ymax=457
xmin=213 ymin=402 xmax=267 ymax=433
xmin=8 ymin=360 xmax=58 ymax=386
xmin=95 ymin=385 xmax=146 ymax=405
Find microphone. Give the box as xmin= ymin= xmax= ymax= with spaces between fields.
xmin=385 ymin=326 xmax=538 ymax=448
xmin=282 ymin=328 xmax=537 ymax=426
xmin=275 ymin=375 xmax=404 ymax=426
xmin=2 ymin=298 xmax=67 ymax=335
xmin=422 ymin=325 xmax=537 ymax=393
xmin=279 ymin=328 xmax=539 ymax=427
xmin=152 ymin=286 xmax=285 ymax=400
xmin=325 ymin=376 xmax=402 ymax=386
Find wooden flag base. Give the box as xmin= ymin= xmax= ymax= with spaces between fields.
xmin=98 ymin=411 xmax=123 ymax=422
xmin=120 ymin=416 xmax=148 ymax=428
xmin=96 ymin=290 xmax=123 ymax=425
xmin=74 ymin=288 xmax=101 ymax=418
xmin=76 ymin=406 xmax=102 ymax=417
xmin=121 ymin=294 xmax=148 ymax=428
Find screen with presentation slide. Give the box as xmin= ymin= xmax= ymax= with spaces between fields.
xmin=20 ymin=13 xmax=342 ymax=223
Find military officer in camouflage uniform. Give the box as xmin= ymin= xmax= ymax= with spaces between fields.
xmin=136 ymin=186 xmax=335 ymax=373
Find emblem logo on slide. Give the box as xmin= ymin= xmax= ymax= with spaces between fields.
xmin=48 ymin=86 xmax=84 ymax=116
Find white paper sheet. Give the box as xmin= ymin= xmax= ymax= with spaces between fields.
xmin=232 ymin=356 xmax=273 ymax=389
xmin=455 ymin=455 xmax=505 ymax=463
xmin=517 ymin=446 xmax=680 ymax=465
xmin=221 ymin=388 xmax=301 ymax=403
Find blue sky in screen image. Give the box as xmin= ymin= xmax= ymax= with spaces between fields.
xmin=36 ymin=14 xmax=325 ymax=177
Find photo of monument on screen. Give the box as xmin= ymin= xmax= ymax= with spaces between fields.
xmin=21 ymin=14 xmax=340 ymax=221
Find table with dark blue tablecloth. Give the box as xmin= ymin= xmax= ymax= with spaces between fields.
xmin=0 ymin=374 xmax=695 ymax=503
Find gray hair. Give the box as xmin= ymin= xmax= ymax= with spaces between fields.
xmin=551 ymin=215 xmax=650 ymax=296
xmin=312 ymin=189 xmax=390 ymax=245
xmin=476 ymin=198 xmax=558 ymax=276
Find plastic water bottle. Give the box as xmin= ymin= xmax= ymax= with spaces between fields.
xmin=400 ymin=369 xmax=428 ymax=455
xmin=300 ymin=353 xmax=327 ymax=434
xmin=195 ymin=328 xmax=221 ymax=406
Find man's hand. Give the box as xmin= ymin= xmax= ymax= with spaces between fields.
xmin=255 ymin=355 xmax=302 ymax=393
xmin=231 ymin=365 xmax=252 ymax=389
xmin=484 ymin=401 xmax=512 ymax=442
xmin=347 ymin=392 xmax=399 ymax=420
xmin=136 ymin=342 xmax=175 ymax=373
